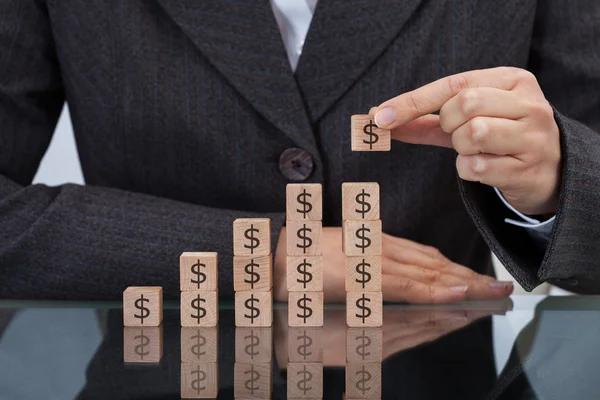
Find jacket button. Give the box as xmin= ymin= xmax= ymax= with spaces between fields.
xmin=279 ymin=148 xmax=314 ymax=181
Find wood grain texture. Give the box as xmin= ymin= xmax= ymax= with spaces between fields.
xmin=181 ymin=327 xmax=218 ymax=363
xmin=345 ymin=362 xmax=382 ymax=399
xmin=235 ymin=291 xmax=273 ymax=327
xmin=180 ymin=290 xmax=218 ymax=327
xmin=346 ymin=328 xmax=382 ymax=363
xmin=233 ymin=255 xmax=273 ymax=292
xmin=288 ymin=327 xmax=324 ymax=363
xmin=287 ymin=362 xmax=323 ymax=399
xmin=234 ymin=362 xmax=272 ymax=399
xmin=345 ymin=256 xmax=382 ymax=292
xmin=233 ymin=218 xmax=271 ymax=256
xmin=286 ymin=183 xmax=323 ymax=221
xmin=286 ymin=220 xmax=323 ymax=256
xmin=123 ymin=286 xmax=163 ymax=327
xmin=235 ymin=327 xmax=273 ymax=363
xmin=287 ymin=256 xmax=323 ymax=292
xmin=342 ymin=220 xmax=382 ymax=256
xmin=342 ymin=182 xmax=380 ymax=221
xmin=180 ymin=252 xmax=218 ymax=292
xmin=351 ymin=114 xmax=391 ymax=151
xmin=181 ymin=362 xmax=219 ymax=399
xmin=346 ymin=292 xmax=383 ymax=327
xmin=288 ymin=291 xmax=324 ymax=327
xmin=124 ymin=326 xmax=163 ymax=364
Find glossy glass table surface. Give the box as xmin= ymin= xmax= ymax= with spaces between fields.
xmin=0 ymin=295 xmax=599 ymax=400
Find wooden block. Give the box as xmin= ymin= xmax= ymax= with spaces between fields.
xmin=342 ymin=182 xmax=380 ymax=221
xmin=346 ymin=328 xmax=382 ymax=363
xmin=346 ymin=292 xmax=383 ymax=327
xmin=286 ymin=220 xmax=323 ymax=256
xmin=286 ymin=183 xmax=323 ymax=221
xmin=181 ymin=291 xmax=219 ymax=327
xmin=345 ymin=363 xmax=382 ymax=399
xmin=287 ymin=362 xmax=323 ymax=399
xmin=233 ymin=255 xmax=273 ymax=292
xmin=288 ymin=292 xmax=324 ymax=327
xmin=123 ymin=286 xmax=163 ymax=327
xmin=287 ymin=256 xmax=323 ymax=292
xmin=233 ymin=218 xmax=271 ymax=256
xmin=181 ymin=327 xmax=218 ymax=363
xmin=234 ymin=362 xmax=272 ymax=399
xmin=235 ymin=291 xmax=273 ymax=327
xmin=235 ymin=327 xmax=272 ymax=363
xmin=181 ymin=362 xmax=218 ymax=399
xmin=288 ymin=327 xmax=323 ymax=362
xmin=345 ymin=256 xmax=382 ymax=292
xmin=342 ymin=220 xmax=382 ymax=256
xmin=351 ymin=114 xmax=391 ymax=152
xmin=124 ymin=326 xmax=163 ymax=364
xmin=180 ymin=252 xmax=218 ymax=292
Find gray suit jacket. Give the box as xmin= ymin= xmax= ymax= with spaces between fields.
xmin=0 ymin=0 xmax=599 ymax=300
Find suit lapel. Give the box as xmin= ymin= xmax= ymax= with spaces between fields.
xmin=295 ymin=0 xmax=425 ymax=122
xmin=155 ymin=0 xmax=318 ymax=155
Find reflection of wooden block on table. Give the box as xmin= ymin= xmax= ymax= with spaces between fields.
xmin=181 ymin=291 xmax=218 ymax=327
xmin=123 ymin=286 xmax=163 ymax=327
xmin=287 ymin=362 xmax=323 ymax=399
xmin=288 ymin=327 xmax=324 ymax=362
xmin=346 ymin=292 xmax=383 ymax=327
xmin=181 ymin=327 xmax=218 ymax=363
xmin=234 ymin=362 xmax=272 ymax=399
xmin=342 ymin=220 xmax=382 ymax=256
xmin=235 ymin=327 xmax=273 ymax=363
xmin=346 ymin=328 xmax=382 ymax=363
xmin=180 ymin=252 xmax=218 ymax=292
xmin=287 ymin=256 xmax=323 ymax=292
xmin=233 ymin=255 xmax=272 ymax=292
xmin=286 ymin=220 xmax=323 ymax=256
xmin=342 ymin=182 xmax=380 ymax=221
xmin=235 ymin=291 xmax=273 ymax=327
xmin=345 ymin=256 xmax=382 ymax=292
xmin=345 ymin=362 xmax=382 ymax=399
xmin=286 ymin=183 xmax=323 ymax=221
xmin=124 ymin=326 xmax=163 ymax=364
xmin=181 ymin=362 xmax=218 ymax=399
xmin=233 ymin=218 xmax=271 ymax=256
xmin=288 ymin=291 xmax=324 ymax=327
xmin=351 ymin=114 xmax=391 ymax=152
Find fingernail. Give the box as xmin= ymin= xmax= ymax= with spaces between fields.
xmin=374 ymin=107 xmax=396 ymax=127
xmin=450 ymin=286 xmax=468 ymax=293
xmin=488 ymin=281 xmax=513 ymax=289
xmin=368 ymin=107 xmax=378 ymax=116
xmin=473 ymin=156 xmax=485 ymax=173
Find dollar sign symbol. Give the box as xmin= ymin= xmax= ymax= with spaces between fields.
xmin=134 ymin=294 xmax=150 ymax=324
xmin=296 ymin=293 xmax=313 ymax=323
xmin=191 ymin=295 xmax=207 ymax=323
xmin=296 ymin=330 xmax=313 ymax=360
xmin=296 ymin=224 xmax=313 ymax=253
xmin=244 ymin=224 xmax=260 ymax=254
xmin=244 ymin=364 xmax=260 ymax=394
xmin=297 ymin=365 xmax=313 ymax=395
xmin=191 ymin=331 xmax=207 ymax=359
xmin=355 ymin=189 xmax=372 ymax=218
xmin=134 ymin=330 xmax=150 ymax=360
xmin=244 ymin=294 xmax=260 ymax=324
xmin=296 ymin=188 xmax=313 ymax=218
xmin=355 ymin=259 xmax=372 ymax=289
xmin=191 ymin=365 xmax=207 ymax=393
xmin=362 ymin=119 xmax=379 ymax=150
xmin=244 ymin=330 xmax=260 ymax=360
xmin=356 ymin=365 xmax=372 ymax=395
xmin=355 ymin=330 xmax=372 ymax=360
xmin=355 ymin=224 xmax=371 ymax=253
xmin=355 ymin=294 xmax=372 ymax=324
xmin=190 ymin=260 xmax=207 ymax=289
xmin=296 ymin=258 xmax=313 ymax=289
xmin=244 ymin=259 xmax=260 ymax=289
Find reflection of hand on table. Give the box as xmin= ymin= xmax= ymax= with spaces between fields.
xmin=274 ymin=227 xmax=513 ymax=304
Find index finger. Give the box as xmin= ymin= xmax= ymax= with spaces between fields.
xmin=373 ymin=67 xmax=530 ymax=129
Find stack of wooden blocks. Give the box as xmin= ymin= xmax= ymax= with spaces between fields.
xmin=342 ymin=183 xmax=383 ymax=327
xmin=180 ymin=326 xmax=218 ymax=399
xmin=345 ymin=327 xmax=383 ymax=399
xmin=234 ymin=327 xmax=273 ymax=399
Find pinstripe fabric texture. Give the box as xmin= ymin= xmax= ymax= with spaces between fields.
xmin=0 ymin=0 xmax=599 ymax=299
